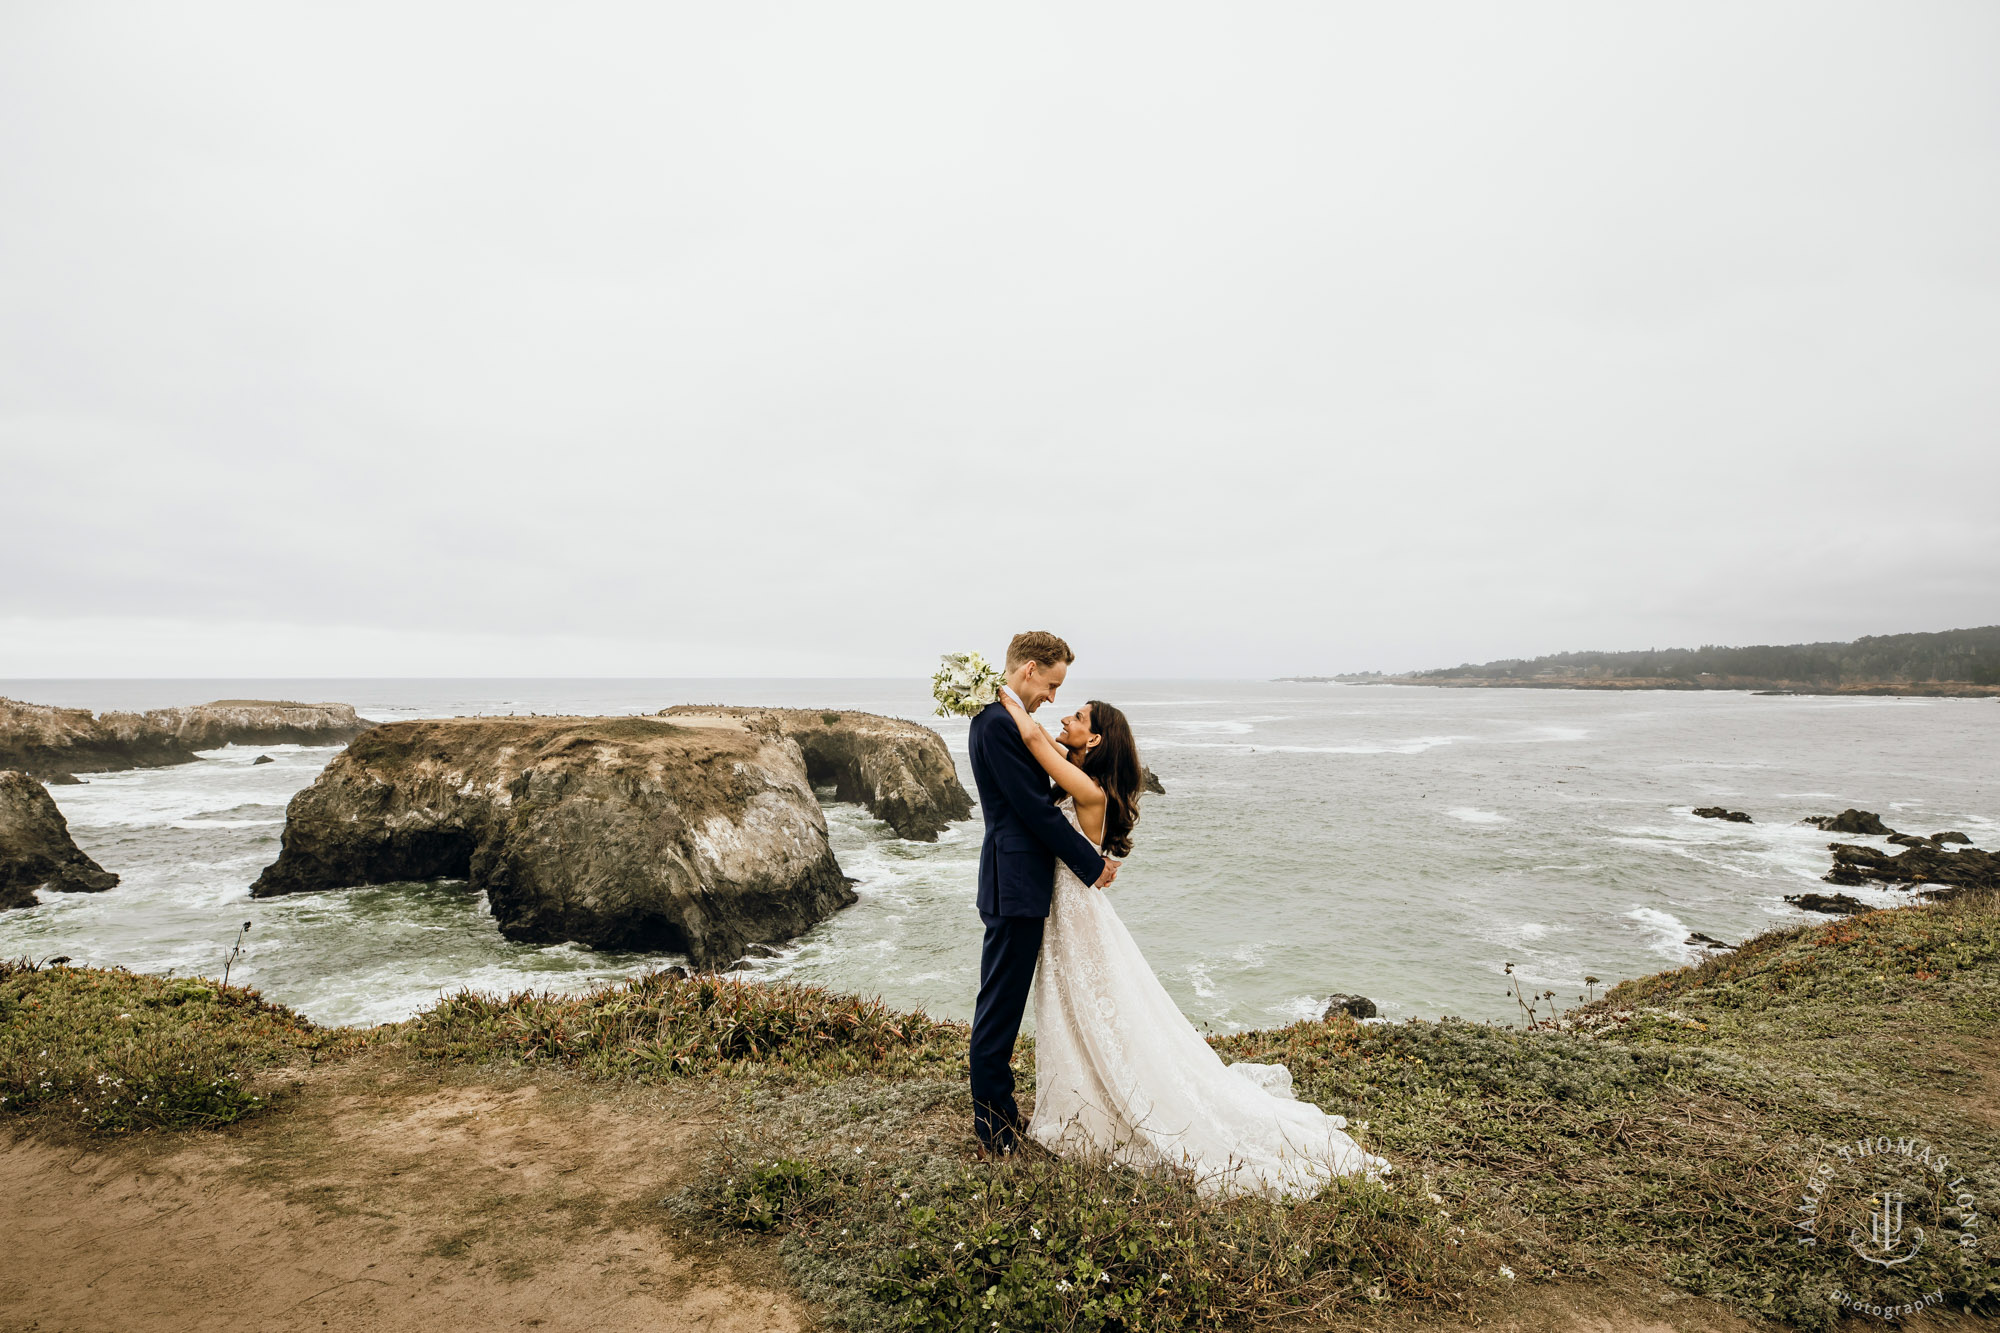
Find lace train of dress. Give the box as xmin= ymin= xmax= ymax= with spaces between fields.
xmin=1025 ymin=800 xmax=1389 ymax=1199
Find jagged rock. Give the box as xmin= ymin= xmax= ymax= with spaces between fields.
xmin=1142 ymin=767 xmax=1166 ymax=795
xmin=253 ymin=755 xmax=275 ymax=766
xmin=150 ymin=700 xmax=371 ymax=751
xmin=1686 ymin=932 xmax=1733 ymax=950
xmin=1887 ymin=833 xmax=1936 ymax=848
xmin=659 ymin=707 xmax=971 ymax=841
xmin=1692 ymin=807 xmax=1752 ymax=823
xmin=251 ymin=714 xmax=890 ymax=968
xmin=0 ymin=770 xmax=118 ymax=909
xmin=1322 ymin=993 xmax=1377 ymax=1020
xmin=1934 ymin=831 xmax=1972 ymax=845
xmin=1824 ymin=841 xmax=1999 ymax=897
xmin=45 ymin=772 xmax=82 ymax=786
xmin=1801 ymin=809 xmax=1894 ymax=837
xmin=1786 ymin=891 xmax=1870 ymax=916
xmin=0 ymin=697 xmax=372 ymax=782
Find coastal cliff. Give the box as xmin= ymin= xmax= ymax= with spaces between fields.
xmin=0 ymin=697 xmax=373 ymax=782
xmin=248 ymin=712 xmax=968 ymax=965
xmin=659 ymin=707 xmax=972 ymax=840
xmin=9 ymin=882 xmax=1997 ymax=1329
xmin=0 ymin=770 xmax=118 ymax=908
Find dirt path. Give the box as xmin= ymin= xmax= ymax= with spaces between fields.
xmin=0 ymin=1052 xmax=808 ymax=1333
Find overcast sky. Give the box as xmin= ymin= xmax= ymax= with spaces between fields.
xmin=4 ymin=3 xmax=1996 ymax=679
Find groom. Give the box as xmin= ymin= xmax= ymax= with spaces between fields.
xmin=966 ymin=630 xmax=1117 ymax=1155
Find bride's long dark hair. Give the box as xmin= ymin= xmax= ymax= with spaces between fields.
xmin=1076 ymin=700 xmax=1143 ymax=858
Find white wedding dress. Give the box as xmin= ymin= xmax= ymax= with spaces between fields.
xmin=1026 ymin=798 xmax=1390 ymax=1199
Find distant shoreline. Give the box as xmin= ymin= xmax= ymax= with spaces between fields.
xmin=1286 ymin=625 xmax=2000 ymax=697
xmin=1276 ymin=676 xmax=2000 ymax=698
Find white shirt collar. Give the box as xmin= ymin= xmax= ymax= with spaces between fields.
xmin=1000 ymin=682 xmax=1024 ymax=707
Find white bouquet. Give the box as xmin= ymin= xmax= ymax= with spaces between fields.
xmin=931 ymin=651 xmax=1003 ymax=718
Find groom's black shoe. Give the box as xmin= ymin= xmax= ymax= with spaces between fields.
xmin=974 ymin=1105 xmax=1033 ymax=1160
xmin=971 ymin=1098 xmax=1020 ymax=1156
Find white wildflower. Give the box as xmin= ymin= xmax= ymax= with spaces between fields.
xmin=1499 ymin=1264 xmax=1515 ymax=1280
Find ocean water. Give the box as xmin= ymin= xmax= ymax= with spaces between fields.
xmin=2 ymin=678 xmax=1993 ymax=1032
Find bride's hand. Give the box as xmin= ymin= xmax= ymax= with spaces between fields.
xmin=998 ymin=690 xmax=1036 ymax=735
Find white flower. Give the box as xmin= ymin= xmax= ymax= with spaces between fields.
xmin=953 ymin=1242 xmax=965 ymax=1252
xmin=1097 ymin=1271 xmax=1110 ymax=1283
xmin=1029 ymin=1225 xmax=1041 ymax=1240
xmin=1499 ymin=1264 xmax=1515 ymax=1280
xmin=1055 ymin=1280 xmax=1072 ymax=1293
xmin=932 ymin=651 xmax=1006 ymax=718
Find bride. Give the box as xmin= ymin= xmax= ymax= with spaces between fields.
xmin=996 ymin=690 xmax=1390 ymax=1200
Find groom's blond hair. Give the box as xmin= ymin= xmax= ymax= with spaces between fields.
xmin=1005 ymin=631 xmax=1074 ymax=672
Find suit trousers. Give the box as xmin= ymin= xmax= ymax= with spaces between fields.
xmin=969 ymin=911 xmax=1045 ymax=1151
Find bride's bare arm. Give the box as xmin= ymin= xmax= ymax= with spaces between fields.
xmin=999 ymin=692 xmax=1106 ymax=812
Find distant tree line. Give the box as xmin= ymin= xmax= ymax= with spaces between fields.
xmin=1414 ymin=626 xmax=2000 ymax=686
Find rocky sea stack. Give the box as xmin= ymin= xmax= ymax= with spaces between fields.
xmin=0 ymin=697 xmax=372 ymax=782
xmin=658 ymin=706 xmax=972 ymax=840
xmin=251 ymin=711 xmax=972 ymax=967
xmin=0 ymin=770 xmax=118 ymax=909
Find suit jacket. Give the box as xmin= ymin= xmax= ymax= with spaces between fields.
xmin=968 ymin=700 xmax=1108 ymax=918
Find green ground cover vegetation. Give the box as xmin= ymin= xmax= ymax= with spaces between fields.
xmin=6 ymin=889 xmax=1997 ymax=1329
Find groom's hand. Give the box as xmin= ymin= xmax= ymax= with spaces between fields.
xmin=1092 ymin=862 xmax=1119 ymax=889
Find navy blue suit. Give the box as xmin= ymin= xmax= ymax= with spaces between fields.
xmin=966 ymin=698 xmax=1107 ymax=1151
